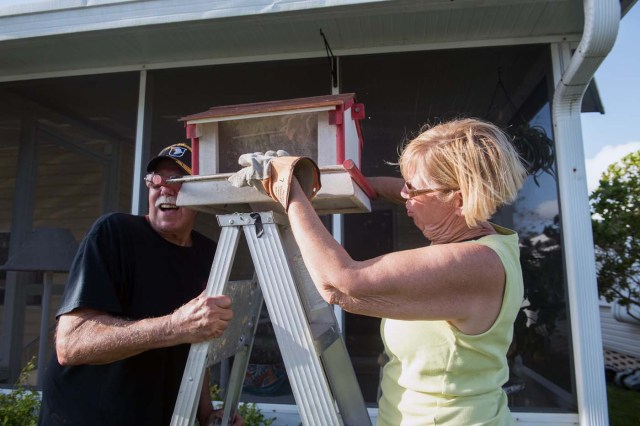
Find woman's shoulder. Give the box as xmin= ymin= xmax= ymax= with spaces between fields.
xmin=472 ymin=224 xmax=522 ymax=269
xmin=477 ymin=224 xmax=519 ymax=245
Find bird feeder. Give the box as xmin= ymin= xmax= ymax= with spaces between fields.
xmin=177 ymin=94 xmax=374 ymax=215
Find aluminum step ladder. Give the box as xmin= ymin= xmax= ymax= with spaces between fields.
xmin=171 ymin=211 xmax=371 ymax=426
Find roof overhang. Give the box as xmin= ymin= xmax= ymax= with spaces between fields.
xmin=0 ymin=0 xmax=596 ymax=82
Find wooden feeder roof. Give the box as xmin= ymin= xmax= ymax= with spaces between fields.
xmin=180 ymin=93 xmax=357 ymax=123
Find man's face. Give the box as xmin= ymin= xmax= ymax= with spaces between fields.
xmin=146 ymin=159 xmax=197 ymax=245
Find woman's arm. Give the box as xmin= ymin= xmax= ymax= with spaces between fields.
xmin=287 ymin=179 xmax=506 ymax=334
xmin=55 ymin=293 xmax=233 ymax=365
xmin=366 ymin=176 xmax=405 ymax=204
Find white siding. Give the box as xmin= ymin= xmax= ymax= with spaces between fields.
xmin=600 ymin=301 xmax=640 ymax=358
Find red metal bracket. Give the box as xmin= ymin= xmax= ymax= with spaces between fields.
xmin=191 ymin=137 xmax=200 ymax=175
xmin=351 ymin=103 xmax=365 ymax=120
xmin=342 ymin=159 xmax=377 ymax=200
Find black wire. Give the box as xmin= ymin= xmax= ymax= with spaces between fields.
xmin=320 ymin=29 xmax=338 ymax=88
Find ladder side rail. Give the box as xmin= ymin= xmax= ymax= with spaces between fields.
xmin=280 ymin=224 xmax=371 ymax=425
xmin=220 ymin=279 xmax=264 ymax=425
xmin=321 ymin=340 xmax=372 ymax=425
xmin=171 ymin=225 xmax=242 ymax=426
xmin=279 ymin=225 xmax=335 ymax=325
xmin=243 ymin=218 xmax=342 ymax=426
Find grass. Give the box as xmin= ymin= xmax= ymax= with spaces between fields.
xmin=607 ymin=384 xmax=640 ymax=426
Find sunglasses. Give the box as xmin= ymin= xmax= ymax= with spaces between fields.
xmin=144 ymin=173 xmax=183 ymax=190
xmin=404 ymin=181 xmax=437 ymax=198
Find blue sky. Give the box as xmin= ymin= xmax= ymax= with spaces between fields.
xmin=582 ymin=5 xmax=640 ymax=193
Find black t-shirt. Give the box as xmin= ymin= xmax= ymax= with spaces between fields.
xmin=38 ymin=213 xmax=216 ymax=426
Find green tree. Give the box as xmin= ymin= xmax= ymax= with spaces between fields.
xmin=590 ymin=150 xmax=640 ymax=320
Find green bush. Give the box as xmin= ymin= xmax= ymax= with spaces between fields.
xmin=209 ymin=384 xmax=276 ymax=426
xmin=237 ymin=403 xmax=275 ymax=426
xmin=0 ymin=359 xmax=40 ymax=426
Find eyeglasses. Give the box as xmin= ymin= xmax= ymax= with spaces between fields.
xmin=403 ymin=181 xmax=437 ymax=199
xmin=144 ymin=173 xmax=183 ymax=190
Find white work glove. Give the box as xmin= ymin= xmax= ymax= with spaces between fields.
xmin=227 ymin=150 xmax=290 ymax=192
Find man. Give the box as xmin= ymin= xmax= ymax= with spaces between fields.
xmin=39 ymin=143 xmax=242 ymax=425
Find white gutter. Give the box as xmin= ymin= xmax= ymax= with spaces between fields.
xmin=551 ymin=0 xmax=620 ymax=425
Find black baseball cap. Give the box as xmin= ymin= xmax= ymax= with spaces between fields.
xmin=146 ymin=143 xmax=192 ymax=175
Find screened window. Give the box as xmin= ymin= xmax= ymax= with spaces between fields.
xmin=0 ymin=72 xmax=138 ymax=377
xmin=341 ymin=47 xmax=575 ymax=411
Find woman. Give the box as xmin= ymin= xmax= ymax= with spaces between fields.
xmin=281 ymin=118 xmax=528 ymax=425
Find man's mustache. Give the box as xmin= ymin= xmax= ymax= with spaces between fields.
xmin=156 ymin=195 xmax=178 ymax=208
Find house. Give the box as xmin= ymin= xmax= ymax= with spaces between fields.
xmin=1 ymin=0 xmax=635 ymax=424
xmin=601 ymin=299 xmax=640 ymax=375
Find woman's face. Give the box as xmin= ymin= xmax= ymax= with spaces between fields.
xmin=401 ymin=175 xmax=460 ymax=242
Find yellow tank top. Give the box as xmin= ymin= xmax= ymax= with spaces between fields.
xmin=378 ymin=225 xmax=523 ymax=426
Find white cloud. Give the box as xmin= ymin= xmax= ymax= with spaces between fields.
xmin=534 ymin=200 xmax=559 ymax=220
xmin=585 ymin=142 xmax=640 ymax=193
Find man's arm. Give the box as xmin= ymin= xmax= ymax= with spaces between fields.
xmin=55 ymin=293 xmax=233 ymax=365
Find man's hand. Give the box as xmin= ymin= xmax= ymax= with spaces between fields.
xmin=169 ymin=292 xmax=234 ymax=344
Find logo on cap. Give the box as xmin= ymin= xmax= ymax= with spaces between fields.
xmin=168 ymin=146 xmax=188 ymax=158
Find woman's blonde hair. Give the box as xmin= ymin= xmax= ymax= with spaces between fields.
xmin=399 ymin=118 xmax=527 ymax=227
